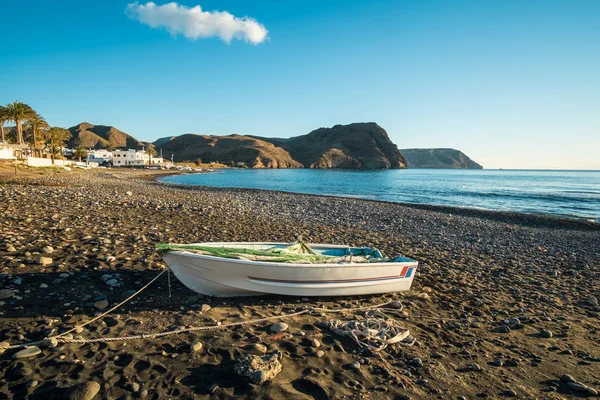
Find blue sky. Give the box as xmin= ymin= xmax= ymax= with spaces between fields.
xmin=2 ymin=0 xmax=599 ymax=169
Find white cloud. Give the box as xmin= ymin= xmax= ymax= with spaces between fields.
xmin=126 ymin=2 xmax=268 ymax=45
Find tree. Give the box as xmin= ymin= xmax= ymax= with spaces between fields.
xmin=147 ymin=143 xmax=157 ymax=157
xmin=0 ymin=106 xmax=7 ymax=143
xmin=73 ymin=146 xmax=88 ymax=162
xmin=25 ymin=112 xmax=49 ymax=156
xmin=4 ymin=101 xmax=35 ymax=145
xmin=43 ymin=127 xmax=71 ymax=165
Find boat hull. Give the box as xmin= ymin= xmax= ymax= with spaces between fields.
xmin=161 ymin=242 xmax=418 ymax=297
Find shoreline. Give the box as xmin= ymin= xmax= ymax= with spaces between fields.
xmin=1 ymin=167 xmax=599 ymax=399
xmin=156 ymin=176 xmax=600 ymax=231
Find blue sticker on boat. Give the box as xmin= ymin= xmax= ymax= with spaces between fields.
xmin=405 ymin=268 xmax=413 ymax=278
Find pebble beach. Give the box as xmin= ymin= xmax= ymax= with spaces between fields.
xmin=1 ymin=165 xmax=599 ymax=399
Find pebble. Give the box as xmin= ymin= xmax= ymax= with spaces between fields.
xmin=493 ymin=359 xmax=503 ymax=367
xmin=270 ymin=322 xmax=288 ymax=333
xmin=131 ymin=382 xmax=140 ymax=392
xmin=190 ymin=341 xmax=203 ymax=352
xmin=471 ymin=363 xmax=482 ymax=371
xmin=7 ymin=245 xmax=16 ymax=252
xmin=311 ymin=339 xmax=321 ymax=348
xmin=39 ymin=283 xmax=48 ymax=289
xmin=503 ymin=389 xmax=517 ymax=397
xmin=560 ymin=374 xmax=575 ymax=383
xmin=105 ymin=279 xmax=118 ymax=286
xmin=253 ymin=343 xmax=267 ymax=354
xmin=201 ymin=304 xmax=212 ymax=312
xmin=28 ymin=380 xmax=39 ymax=388
xmin=539 ymin=328 xmax=553 ymax=338
xmin=0 ymin=289 xmax=15 ymax=299
xmin=567 ymin=382 xmax=588 ymax=392
xmin=351 ymin=361 xmax=361 ymax=369
xmin=315 ymin=350 xmax=325 ymax=358
xmin=36 ymin=256 xmax=52 ymax=265
xmin=586 ymin=296 xmax=598 ymax=307
xmin=13 ymin=346 xmax=42 ymax=359
xmin=417 ymin=292 xmax=430 ymax=300
xmin=42 ymin=246 xmax=54 ymax=254
xmin=93 ymin=300 xmax=109 ymax=310
xmin=67 ymin=381 xmax=101 ymax=400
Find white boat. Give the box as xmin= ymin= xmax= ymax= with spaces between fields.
xmin=160 ymin=242 xmax=418 ymax=297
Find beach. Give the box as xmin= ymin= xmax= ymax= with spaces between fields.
xmin=1 ymin=166 xmax=599 ymax=399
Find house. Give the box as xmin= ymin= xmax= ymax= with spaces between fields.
xmin=0 ymin=144 xmax=16 ymax=160
xmin=87 ymin=150 xmax=113 ymax=165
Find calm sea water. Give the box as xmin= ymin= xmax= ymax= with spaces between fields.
xmin=161 ymin=169 xmax=600 ymax=221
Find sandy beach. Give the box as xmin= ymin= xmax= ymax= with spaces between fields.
xmin=1 ymin=165 xmax=599 ymax=399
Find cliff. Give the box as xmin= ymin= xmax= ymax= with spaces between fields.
xmin=155 ymin=123 xmax=407 ymax=169
xmin=67 ymin=123 xmax=146 ymax=149
xmin=399 ymin=148 xmax=483 ymax=169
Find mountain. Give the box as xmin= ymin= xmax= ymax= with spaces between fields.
xmin=399 ymin=148 xmax=483 ymax=169
xmin=155 ymin=134 xmax=302 ymax=168
xmin=155 ymin=123 xmax=407 ymax=169
xmin=67 ymin=123 xmax=146 ymax=149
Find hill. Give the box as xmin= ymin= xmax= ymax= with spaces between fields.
xmin=155 ymin=123 xmax=406 ymax=169
xmin=67 ymin=123 xmax=146 ymax=149
xmin=399 ymin=148 xmax=483 ymax=169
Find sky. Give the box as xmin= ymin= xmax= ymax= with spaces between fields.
xmin=1 ymin=0 xmax=599 ymax=169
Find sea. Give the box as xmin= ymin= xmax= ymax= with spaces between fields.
xmin=160 ymin=169 xmax=600 ymax=222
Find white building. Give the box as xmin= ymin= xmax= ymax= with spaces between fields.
xmin=0 ymin=144 xmax=16 ymax=160
xmin=87 ymin=150 xmax=113 ymax=165
xmin=112 ymin=149 xmax=164 ymax=167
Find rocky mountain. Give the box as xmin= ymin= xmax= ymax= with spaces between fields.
xmin=400 ymin=148 xmax=483 ymax=169
xmin=67 ymin=123 xmax=146 ymax=149
xmin=155 ymin=123 xmax=407 ymax=169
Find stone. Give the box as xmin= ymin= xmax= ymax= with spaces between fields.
xmin=471 ymin=363 xmax=482 ymax=371
xmin=131 ymin=382 xmax=140 ymax=392
xmin=59 ymin=273 xmax=70 ymax=278
xmin=39 ymin=283 xmax=48 ymax=289
xmin=105 ymin=279 xmax=118 ymax=286
xmin=586 ymin=296 xmax=599 ymax=307
xmin=28 ymin=380 xmax=39 ymax=388
xmin=67 ymin=381 xmax=101 ymax=400
xmin=503 ymin=389 xmax=517 ymax=397
xmin=253 ymin=343 xmax=267 ymax=354
xmin=315 ymin=350 xmax=325 ymax=358
xmin=587 ymin=387 xmax=599 ymax=396
xmin=6 ymin=245 xmax=16 ymax=252
xmin=191 ymin=341 xmax=203 ymax=352
xmin=567 ymin=382 xmax=588 ymax=392
xmin=234 ymin=353 xmax=282 ymax=384
xmin=493 ymin=359 xmax=503 ymax=367
xmin=93 ymin=300 xmax=109 ymax=310
xmin=351 ymin=361 xmax=361 ymax=370
xmin=417 ymin=292 xmax=430 ymax=300
xmin=36 ymin=256 xmax=52 ymax=265
xmin=311 ymin=339 xmax=321 ymax=348
xmin=270 ymin=322 xmax=288 ymax=333
xmin=201 ymin=304 xmax=211 ymax=312
xmin=560 ymin=374 xmax=576 ymax=383
xmin=497 ymin=325 xmax=511 ymax=333
xmin=0 ymin=289 xmax=15 ymax=300
xmin=12 ymin=278 xmax=22 ymax=285
xmin=539 ymin=328 xmax=553 ymax=338
xmin=42 ymin=246 xmax=54 ymax=254
xmin=12 ymin=346 xmax=42 ymax=359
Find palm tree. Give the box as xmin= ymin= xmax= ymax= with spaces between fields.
xmin=73 ymin=146 xmax=88 ymax=162
xmin=43 ymin=127 xmax=72 ymax=165
xmin=25 ymin=112 xmax=49 ymax=155
xmin=0 ymin=106 xmax=7 ymax=143
xmin=4 ymin=101 xmax=35 ymax=145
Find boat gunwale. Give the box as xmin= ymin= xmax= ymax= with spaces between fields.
xmin=163 ymin=242 xmax=418 ymax=268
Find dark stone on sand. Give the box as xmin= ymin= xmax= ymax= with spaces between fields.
xmin=65 ymin=381 xmax=101 ymax=400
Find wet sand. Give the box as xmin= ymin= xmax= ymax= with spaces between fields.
xmin=1 ymin=165 xmax=599 ymax=399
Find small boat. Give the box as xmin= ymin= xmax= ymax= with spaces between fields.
xmin=158 ymin=241 xmax=418 ymax=297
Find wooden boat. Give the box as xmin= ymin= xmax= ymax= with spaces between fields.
xmin=159 ymin=242 xmax=418 ymax=297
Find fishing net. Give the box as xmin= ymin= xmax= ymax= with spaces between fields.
xmin=156 ymin=238 xmax=385 ymax=264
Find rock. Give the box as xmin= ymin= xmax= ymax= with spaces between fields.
xmin=12 ymin=278 xmax=22 ymax=285
xmin=586 ymin=296 xmax=599 ymax=307
xmin=67 ymin=381 xmax=101 ymax=400
xmin=270 ymin=322 xmax=288 ymax=333
xmin=208 ymin=384 xmax=218 ymax=394
xmin=253 ymin=343 xmax=267 ymax=354
xmin=315 ymin=350 xmax=325 ymax=358
xmin=311 ymin=339 xmax=321 ymax=348
xmin=587 ymin=387 xmax=599 ymax=396
xmin=234 ymin=353 xmax=282 ymax=384
xmin=42 ymin=246 xmax=54 ymax=254
xmin=59 ymin=273 xmax=70 ymax=278
xmin=351 ymin=361 xmax=361 ymax=370
xmin=503 ymin=389 xmax=517 ymax=397
xmin=493 ymin=359 xmax=503 ymax=367
xmin=0 ymin=289 xmax=15 ymax=300
xmin=36 ymin=256 xmax=52 ymax=265
xmin=417 ymin=292 xmax=430 ymax=300
xmin=12 ymin=346 xmax=42 ymax=359
xmin=567 ymin=382 xmax=588 ymax=392
xmin=93 ymin=300 xmax=109 ymax=310
xmin=28 ymin=380 xmax=39 ymax=388
xmin=131 ymin=382 xmax=140 ymax=392
xmin=560 ymin=374 xmax=576 ymax=383
xmin=39 ymin=283 xmax=48 ymax=289
xmin=201 ymin=304 xmax=211 ymax=312
xmin=126 ymin=191 xmax=133 ymax=196
xmin=0 ymin=341 xmax=10 ymax=355
xmin=6 ymin=245 xmax=16 ymax=252
xmin=191 ymin=341 xmax=203 ymax=352
xmin=105 ymin=279 xmax=118 ymax=286
xmin=471 ymin=363 xmax=482 ymax=371
xmin=539 ymin=328 xmax=553 ymax=338
xmin=497 ymin=325 xmax=511 ymax=333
